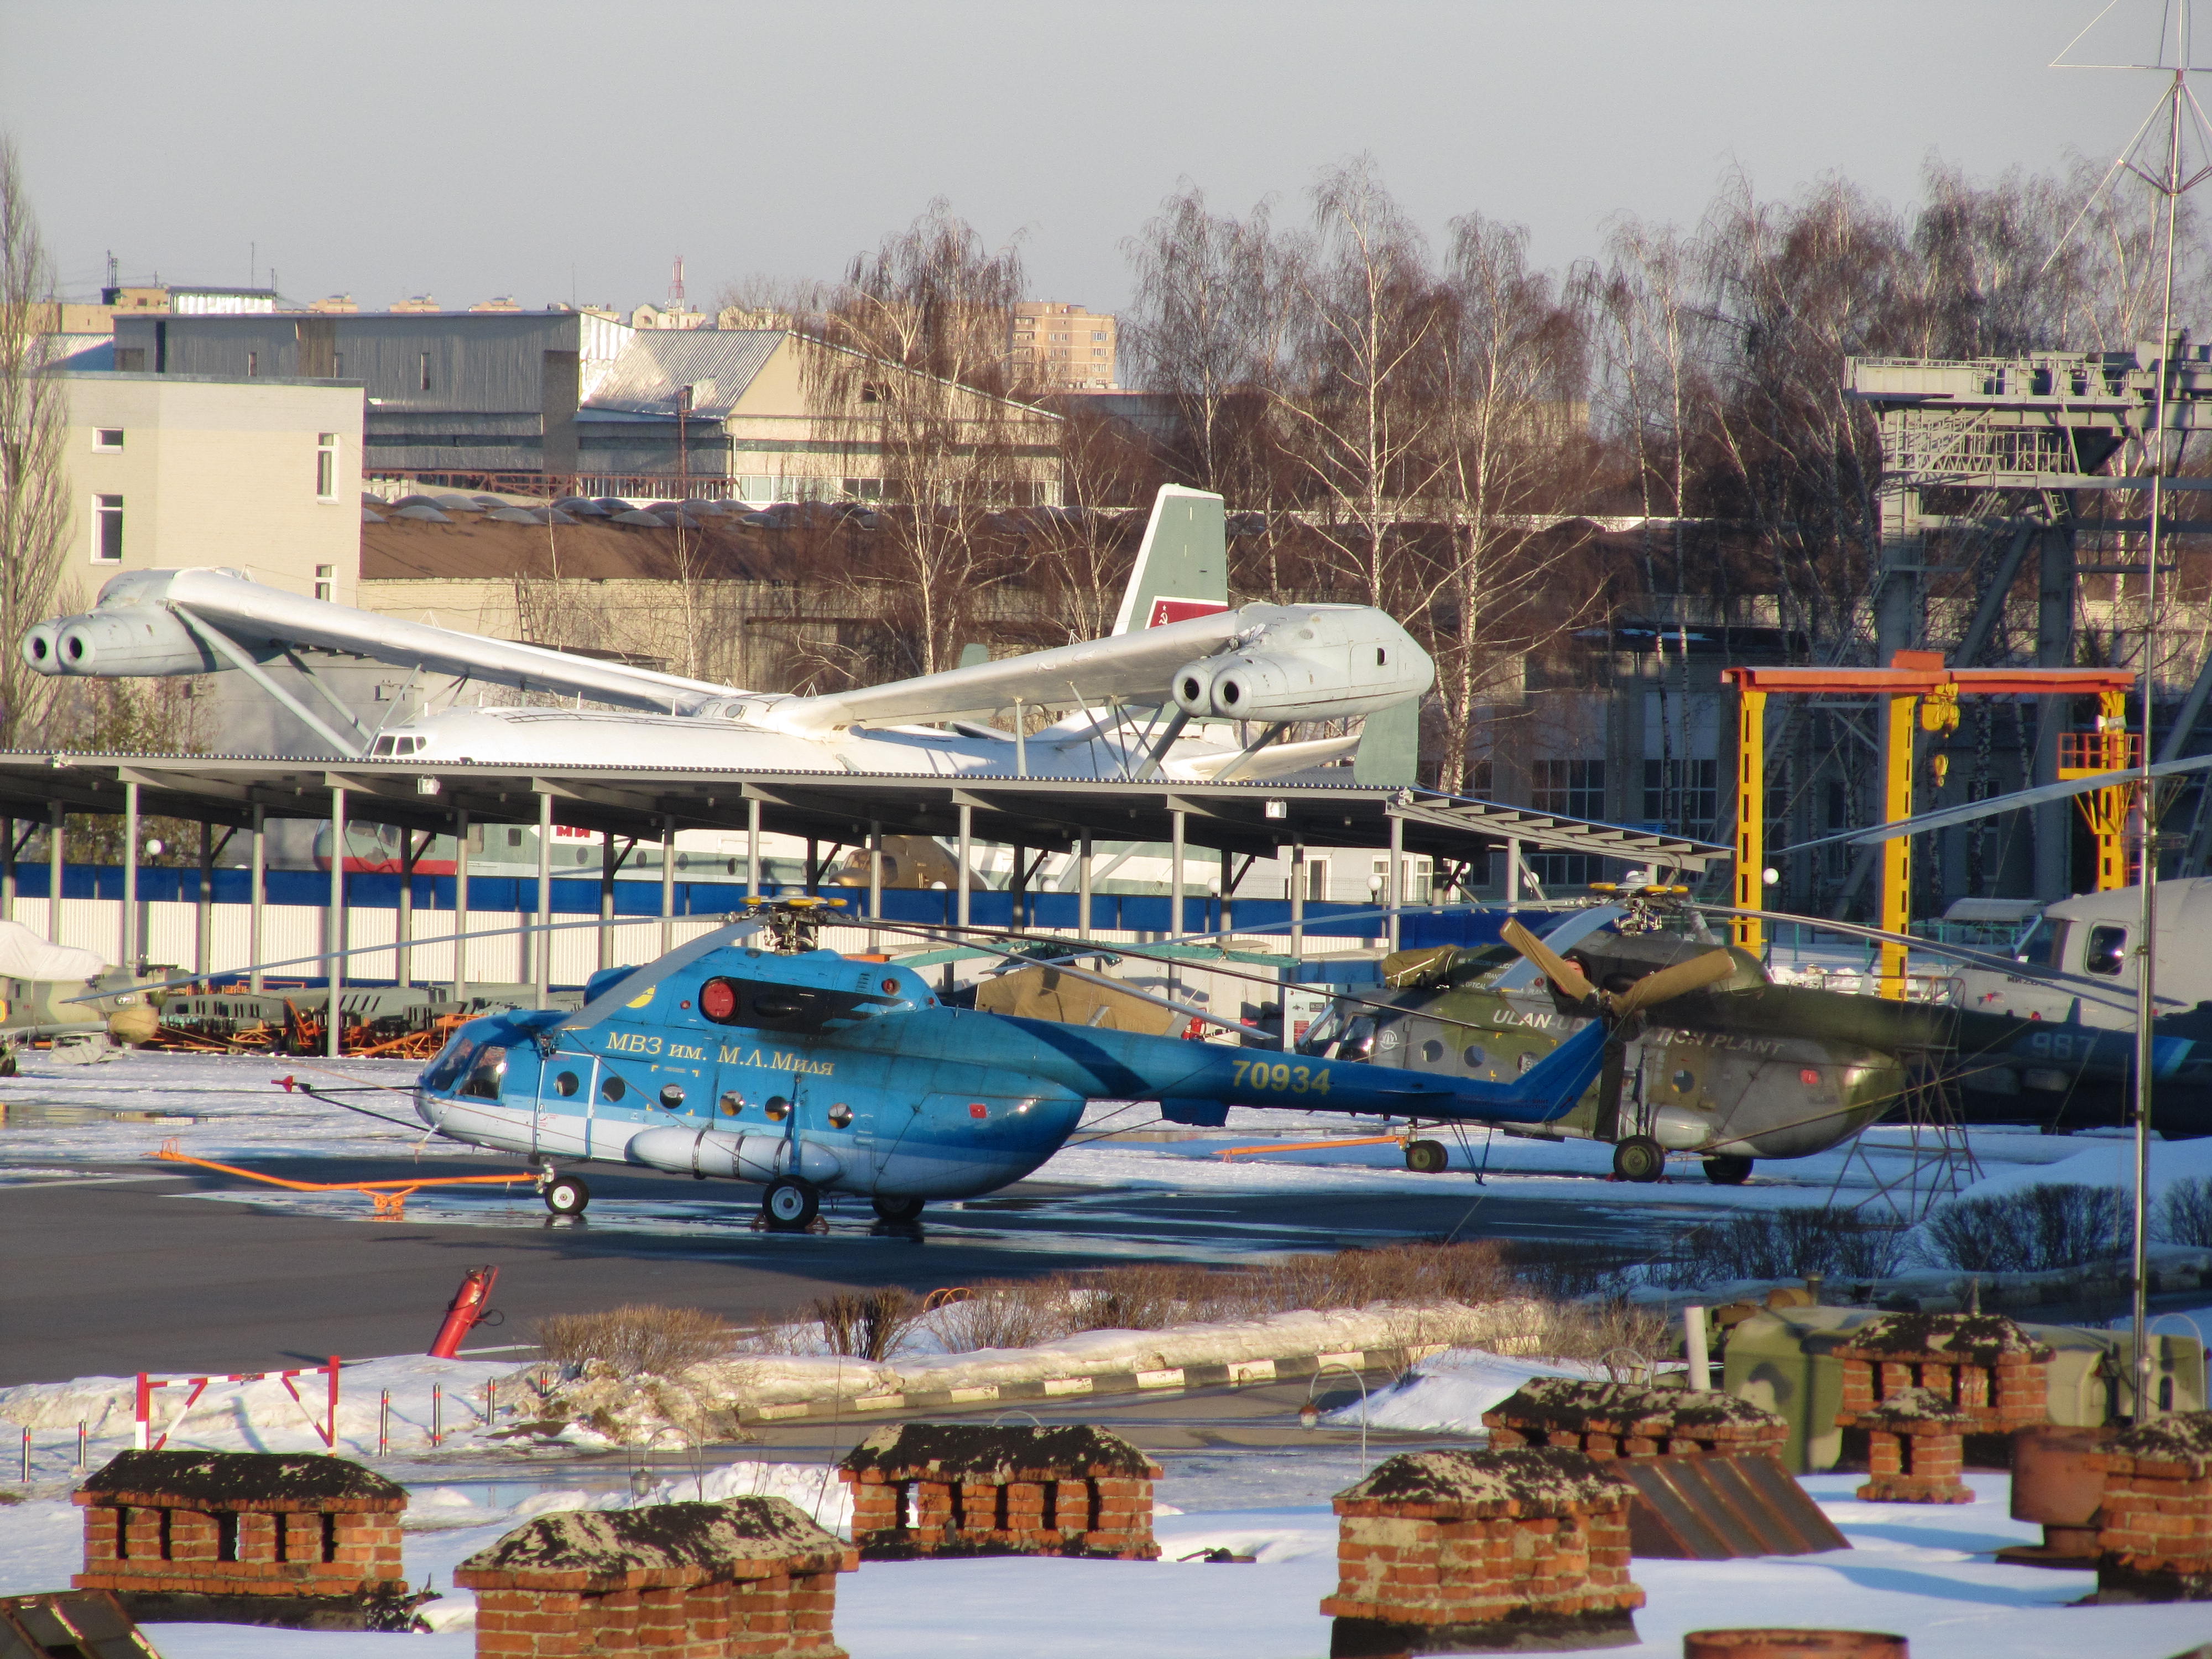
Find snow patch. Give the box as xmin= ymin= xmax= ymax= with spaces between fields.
xmin=1324 ymin=1347 xmax=1608 ymax=1434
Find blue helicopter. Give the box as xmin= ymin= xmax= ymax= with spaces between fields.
xmin=408 ymin=899 xmax=1692 ymax=1229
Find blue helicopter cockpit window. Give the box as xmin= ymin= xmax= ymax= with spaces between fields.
xmin=696 ymin=975 xmax=885 ymax=1032
xmin=461 ymin=1045 xmax=507 ymax=1100
xmin=424 ymin=1035 xmax=477 ymax=1092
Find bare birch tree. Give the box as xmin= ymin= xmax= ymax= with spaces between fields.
xmin=806 ymin=201 xmax=1042 ymax=677
xmin=1425 ymin=213 xmax=1593 ymax=791
xmin=1270 ymin=159 xmax=1449 ymax=609
xmin=0 ymin=135 xmax=70 ymax=747
xmin=1123 ymin=185 xmax=1293 ymax=499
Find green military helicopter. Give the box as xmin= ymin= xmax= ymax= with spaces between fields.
xmin=1296 ymin=895 xmax=1954 ymax=1185
xmin=0 ymin=918 xmax=160 ymax=1069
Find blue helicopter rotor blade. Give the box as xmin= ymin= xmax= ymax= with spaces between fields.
xmin=554 ymin=916 xmax=765 ymax=1031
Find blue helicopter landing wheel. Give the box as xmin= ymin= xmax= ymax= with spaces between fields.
xmin=763 ymin=1179 xmax=820 ymax=1229
xmin=872 ymin=1194 xmax=926 ymax=1223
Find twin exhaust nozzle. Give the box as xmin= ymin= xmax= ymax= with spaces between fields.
xmin=20 ymin=608 xmax=218 ymax=679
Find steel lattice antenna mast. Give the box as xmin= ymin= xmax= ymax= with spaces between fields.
xmin=2056 ymin=0 xmax=2212 ymax=1421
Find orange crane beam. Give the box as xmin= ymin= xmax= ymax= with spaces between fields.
xmin=1719 ymin=654 xmax=2140 ymax=985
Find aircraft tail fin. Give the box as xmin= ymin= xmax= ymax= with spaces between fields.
xmin=1352 ymin=698 xmax=1422 ymax=786
xmin=1112 ymin=486 xmax=1229 ymax=635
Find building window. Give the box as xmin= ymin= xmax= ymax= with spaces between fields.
xmin=93 ymin=495 xmax=124 ymax=562
xmin=246 ymin=350 xmax=258 ymax=377
xmin=315 ymin=564 xmax=335 ymax=603
xmin=1642 ymin=758 xmax=1719 ymax=834
xmin=93 ymin=428 xmax=124 ymax=451
xmin=113 ymin=347 xmax=145 ymax=373
xmin=1532 ymin=758 xmax=1605 ymax=820
xmin=315 ymin=433 xmax=337 ymax=499
xmin=420 ymin=352 xmax=432 ymax=392
xmin=1529 ymin=758 xmax=1605 ymax=888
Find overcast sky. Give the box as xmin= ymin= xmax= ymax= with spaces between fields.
xmin=0 ymin=1 xmax=2194 ymax=318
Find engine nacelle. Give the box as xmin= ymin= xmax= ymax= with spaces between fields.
xmin=19 ymin=623 xmax=58 ymax=676
xmin=1172 ymin=604 xmax=1433 ymax=721
xmin=33 ymin=606 xmax=221 ymax=678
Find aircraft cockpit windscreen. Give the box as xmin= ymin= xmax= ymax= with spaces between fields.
xmin=1300 ymin=1004 xmax=1377 ymax=1061
xmin=461 ymin=1045 xmax=508 ymax=1099
xmin=2013 ymin=916 xmax=2069 ymax=972
xmin=423 ymin=1033 xmax=478 ymax=1092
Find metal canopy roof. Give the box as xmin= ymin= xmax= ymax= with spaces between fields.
xmin=0 ymin=754 xmax=1728 ymax=872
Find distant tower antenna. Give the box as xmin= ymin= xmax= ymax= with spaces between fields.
xmin=669 ymin=255 xmax=687 ymax=310
xmin=105 ymin=251 xmax=117 ymax=291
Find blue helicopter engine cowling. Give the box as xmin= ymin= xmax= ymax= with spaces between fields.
xmin=625 ymin=1124 xmax=844 ymax=1186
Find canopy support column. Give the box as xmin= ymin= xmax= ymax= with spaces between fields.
xmin=248 ymin=806 xmax=265 ymax=993
xmin=46 ymin=801 xmax=62 ymax=945
xmin=453 ymin=808 xmax=470 ymax=1009
xmin=122 ymin=781 xmax=140 ymax=977
xmin=660 ymin=813 xmax=675 ymax=956
xmin=533 ymin=791 xmax=552 ymax=1011
xmin=325 ymin=785 xmax=345 ymax=1058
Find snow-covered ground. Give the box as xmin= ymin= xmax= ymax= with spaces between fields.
xmin=1324 ymin=1347 xmax=1610 ymax=1434
xmin=7 ymin=1467 xmax=2212 ymax=1658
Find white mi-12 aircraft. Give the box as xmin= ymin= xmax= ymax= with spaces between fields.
xmin=24 ymin=487 xmax=1430 ymax=779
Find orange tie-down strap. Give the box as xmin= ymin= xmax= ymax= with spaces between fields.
xmin=1215 ymin=1135 xmax=1408 ymax=1159
xmin=155 ymin=1139 xmax=538 ymax=1213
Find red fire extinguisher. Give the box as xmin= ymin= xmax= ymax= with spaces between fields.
xmin=427 ymin=1265 xmax=500 ymax=1359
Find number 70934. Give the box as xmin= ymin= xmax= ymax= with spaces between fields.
xmin=1229 ymin=1058 xmax=1331 ymax=1095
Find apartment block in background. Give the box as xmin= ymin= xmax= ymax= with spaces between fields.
xmin=59 ymin=371 xmax=364 ymax=603
xmin=1011 ymin=301 xmax=1115 ymax=389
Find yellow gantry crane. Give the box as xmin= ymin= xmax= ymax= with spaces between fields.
xmin=1723 ymin=654 xmax=2139 ymax=997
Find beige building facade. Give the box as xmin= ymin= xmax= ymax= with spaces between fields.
xmin=59 ymin=372 xmax=366 ymax=605
xmin=1011 ymin=302 xmax=1116 ymax=389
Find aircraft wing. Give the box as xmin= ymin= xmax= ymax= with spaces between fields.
xmin=768 ymin=611 xmax=1244 ymax=734
xmin=1171 ymin=734 xmax=1361 ymax=781
xmin=30 ymin=567 xmax=742 ymax=714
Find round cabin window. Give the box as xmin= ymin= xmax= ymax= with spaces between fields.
xmin=1462 ymin=1045 xmax=1486 ymax=1070
xmin=764 ymin=1096 xmax=791 ymax=1122
xmin=719 ymin=1092 xmax=743 ymax=1115
xmin=700 ymin=978 xmax=738 ymax=1021
xmin=659 ymin=1084 xmax=686 ymax=1110
xmin=554 ymin=1071 xmax=580 ymax=1098
xmin=601 ymin=1074 xmax=627 ymax=1102
xmin=1420 ymin=1039 xmax=1446 ymax=1065
xmin=1672 ymin=1069 xmax=1695 ymax=1093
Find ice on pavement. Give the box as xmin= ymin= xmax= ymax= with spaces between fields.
xmin=1325 ymin=1345 xmax=1609 ymax=1433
